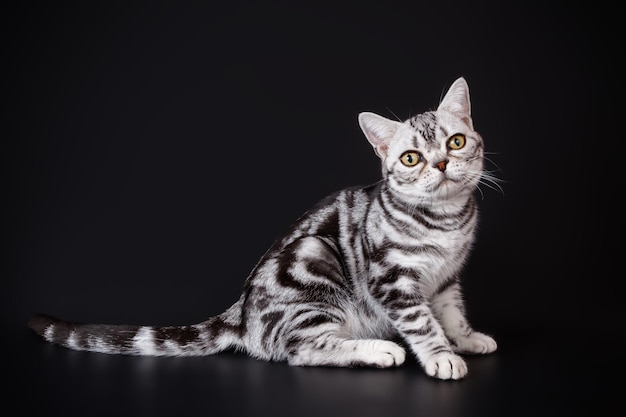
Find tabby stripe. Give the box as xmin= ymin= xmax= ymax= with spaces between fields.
xmin=402 ymin=308 xmax=425 ymax=322
xmin=381 ymin=190 xmax=476 ymax=231
xmin=381 ymin=191 xmax=450 ymax=231
xmin=288 ymin=306 xmax=343 ymax=324
xmin=433 ymin=274 xmax=460 ymax=296
xmin=376 ymin=191 xmax=425 ymax=234
xmin=410 ymin=112 xmax=438 ymax=144
xmin=261 ymin=311 xmax=285 ymax=348
xmin=307 ymin=205 xmax=339 ymax=237
xmin=153 ymin=325 xmax=201 ymax=346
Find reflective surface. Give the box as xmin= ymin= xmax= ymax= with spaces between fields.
xmin=13 ymin=324 xmax=617 ymax=417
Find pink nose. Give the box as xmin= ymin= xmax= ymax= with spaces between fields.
xmin=434 ymin=159 xmax=448 ymax=172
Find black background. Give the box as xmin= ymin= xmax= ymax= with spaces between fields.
xmin=3 ymin=1 xmax=622 ymax=416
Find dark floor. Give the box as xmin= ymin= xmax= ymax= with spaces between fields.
xmin=12 ymin=321 xmax=620 ymax=417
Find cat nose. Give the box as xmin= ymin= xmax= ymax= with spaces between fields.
xmin=434 ymin=159 xmax=448 ymax=172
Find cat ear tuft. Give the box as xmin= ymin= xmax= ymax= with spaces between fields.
xmin=358 ymin=112 xmax=402 ymax=160
xmin=438 ymin=77 xmax=473 ymax=129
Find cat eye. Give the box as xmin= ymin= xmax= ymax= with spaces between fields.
xmin=399 ymin=151 xmax=422 ymax=167
xmin=447 ymin=134 xmax=466 ymax=150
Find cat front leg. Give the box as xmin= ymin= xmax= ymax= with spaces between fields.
xmin=431 ymin=282 xmax=497 ymax=354
xmin=394 ymin=303 xmax=469 ymax=379
xmin=370 ymin=277 xmax=468 ymax=379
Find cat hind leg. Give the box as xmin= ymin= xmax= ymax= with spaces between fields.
xmin=287 ymin=335 xmax=406 ymax=368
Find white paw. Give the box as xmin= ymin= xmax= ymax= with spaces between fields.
xmin=363 ymin=340 xmax=406 ymax=368
xmin=424 ymin=352 xmax=467 ymax=380
xmin=452 ymin=331 xmax=497 ymax=354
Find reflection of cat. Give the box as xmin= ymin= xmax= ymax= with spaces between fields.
xmin=29 ymin=77 xmax=497 ymax=380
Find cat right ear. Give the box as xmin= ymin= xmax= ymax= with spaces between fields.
xmin=358 ymin=112 xmax=403 ymax=160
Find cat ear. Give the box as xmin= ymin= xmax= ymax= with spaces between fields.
xmin=438 ymin=77 xmax=473 ymax=129
xmin=358 ymin=112 xmax=403 ymax=160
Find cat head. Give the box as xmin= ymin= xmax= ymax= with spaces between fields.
xmin=358 ymin=77 xmax=484 ymax=203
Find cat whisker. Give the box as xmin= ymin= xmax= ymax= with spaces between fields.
xmin=375 ymin=178 xmax=391 ymax=194
xmin=475 ymin=184 xmax=485 ymax=200
xmin=386 ymin=107 xmax=403 ymax=122
xmin=482 ymin=154 xmax=504 ymax=172
xmin=477 ymin=171 xmax=506 ymax=197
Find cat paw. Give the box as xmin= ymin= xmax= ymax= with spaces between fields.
xmin=451 ymin=331 xmax=497 ymax=354
xmin=424 ymin=352 xmax=468 ymax=380
xmin=361 ymin=340 xmax=406 ymax=368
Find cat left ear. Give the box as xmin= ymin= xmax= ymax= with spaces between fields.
xmin=438 ymin=77 xmax=473 ymax=129
xmin=358 ymin=112 xmax=403 ymax=160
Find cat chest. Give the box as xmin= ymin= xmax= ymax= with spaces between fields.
xmin=375 ymin=230 xmax=472 ymax=295
xmin=391 ymin=236 xmax=466 ymax=267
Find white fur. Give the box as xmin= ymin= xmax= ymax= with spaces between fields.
xmin=133 ymin=327 xmax=158 ymax=355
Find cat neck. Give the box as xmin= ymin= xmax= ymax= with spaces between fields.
xmin=380 ymin=181 xmax=475 ymax=215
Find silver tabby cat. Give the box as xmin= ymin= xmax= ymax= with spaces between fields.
xmin=29 ymin=77 xmax=497 ymax=380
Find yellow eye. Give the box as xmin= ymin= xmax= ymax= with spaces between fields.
xmin=448 ymin=134 xmax=466 ymax=150
xmin=400 ymin=151 xmax=422 ymax=167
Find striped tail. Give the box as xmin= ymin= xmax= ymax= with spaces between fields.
xmin=28 ymin=300 xmax=243 ymax=356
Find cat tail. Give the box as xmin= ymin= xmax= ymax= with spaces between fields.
xmin=27 ymin=297 xmax=245 ymax=356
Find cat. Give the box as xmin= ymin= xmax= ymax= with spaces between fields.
xmin=28 ymin=76 xmax=497 ymax=380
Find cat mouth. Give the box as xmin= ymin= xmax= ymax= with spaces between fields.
xmin=434 ymin=177 xmax=460 ymax=192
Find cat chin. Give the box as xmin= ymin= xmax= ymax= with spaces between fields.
xmin=393 ymin=183 xmax=469 ymax=206
xmin=434 ymin=183 xmax=475 ymax=202
xmin=434 ymin=179 xmax=464 ymax=197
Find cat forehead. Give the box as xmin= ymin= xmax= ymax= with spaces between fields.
xmin=408 ymin=112 xmax=441 ymax=144
xmin=394 ymin=111 xmax=467 ymax=149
